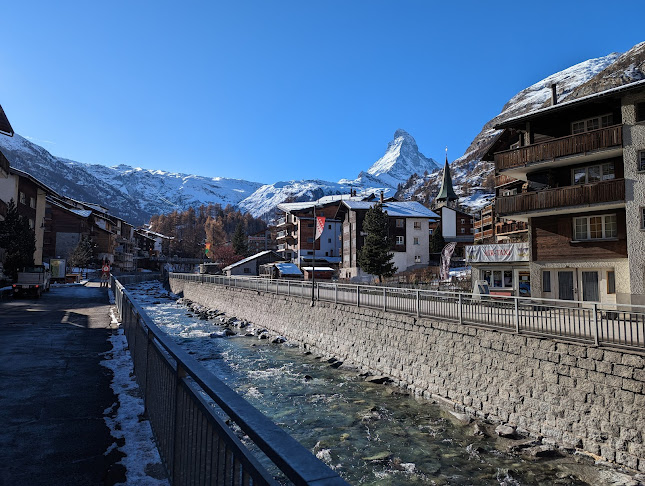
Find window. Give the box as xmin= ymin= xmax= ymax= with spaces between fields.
xmin=396 ymin=219 xmax=404 ymax=228
xmin=571 ymin=113 xmax=613 ymax=134
xmin=243 ymin=267 xmax=250 ymax=274
xmin=572 ymin=163 xmax=615 ymax=185
xmin=636 ymin=102 xmax=645 ymax=122
xmin=470 ymin=228 xmax=474 ymax=233
xmin=641 ymin=207 xmax=645 ymax=230
xmin=414 ymin=255 xmax=421 ymax=263
xmin=639 ymin=151 xmax=645 ymax=172
xmin=413 ymin=237 xmax=419 ymax=245
xmin=413 ymin=221 xmax=421 ymax=229
xmin=483 ymin=269 xmax=514 ymax=289
xmin=29 ymin=197 xmax=36 ymax=209
xmin=307 ymin=237 xmax=314 ymax=243
xmin=328 ymin=238 xmax=331 ymax=243
xmin=19 ymin=192 xmax=25 ymax=205
xmin=328 ymin=224 xmax=331 ymax=229
xmin=543 ymin=271 xmax=551 ymax=292
xmin=395 ymin=235 xmax=404 ymax=245
xmin=573 ymin=214 xmax=617 ymax=240
xmin=607 ymin=271 xmax=616 ymax=294
xmin=461 ymin=218 xmax=465 ymax=224
xmin=460 ymin=228 xmax=466 ymax=234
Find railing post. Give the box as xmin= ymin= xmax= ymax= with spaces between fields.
xmin=288 ymin=280 xmax=291 ymax=296
xmin=383 ymin=288 xmax=386 ymax=312
xmin=514 ymin=297 xmax=520 ymax=334
xmin=592 ymin=303 xmax=599 ymax=346
xmin=416 ymin=290 xmax=420 ymax=317
xmin=172 ymin=363 xmax=187 ymax=485
xmin=335 ymin=284 xmax=338 ymax=304
xmin=356 ymin=285 xmax=360 ymax=307
xmin=317 ymin=283 xmax=320 ymax=301
xmin=458 ymin=293 xmax=463 ymax=324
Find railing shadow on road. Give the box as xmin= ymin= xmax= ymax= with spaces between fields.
xmin=111 ymin=273 xmax=348 ymax=486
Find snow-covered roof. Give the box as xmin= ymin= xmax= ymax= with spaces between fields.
xmin=278 ymin=194 xmax=370 ymax=212
xmin=222 ymin=250 xmax=278 ymax=271
xmin=497 ymin=78 xmax=645 ymax=128
xmin=341 ymin=200 xmax=439 ymax=218
xmin=69 ymin=209 xmax=93 ymax=218
xmin=274 ymin=263 xmax=303 ymax=275
xmin=301 ymin=266 xmax=334 ymax=272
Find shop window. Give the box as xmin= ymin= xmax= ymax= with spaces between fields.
xmin=484 ymin=269 xmax=514 ymax=289
xmin=543 ymin=271 xmax=551 ymax=293
xmin=607 ymin=271 xmax=616 ymax=294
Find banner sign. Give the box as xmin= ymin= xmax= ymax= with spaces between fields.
xmin=465 ymin=243 xmax=529 ymax=263
xmin=440 ymin=242 xmax=457 ymax=280
xmin=315 ymin=216 xmax=326 ymax=240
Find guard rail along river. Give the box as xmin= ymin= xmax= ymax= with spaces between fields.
xmin=112 ymin=273 xmax=349 ymax=486
xmin=169 ymin=272 xmax=645 ymax=473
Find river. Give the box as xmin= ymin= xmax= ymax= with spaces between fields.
xmin=126 ymin=280 xmax=636 ymax=486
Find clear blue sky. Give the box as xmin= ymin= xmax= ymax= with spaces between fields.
xmin=1 ymin=1 xmax=643 ymax=184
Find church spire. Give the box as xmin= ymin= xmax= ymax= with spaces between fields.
xmin=435 ymin=149 xmax=458 ymax=205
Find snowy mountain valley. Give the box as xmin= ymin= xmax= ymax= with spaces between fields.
xmin=1 ymin=41 xmax=644 ymax=225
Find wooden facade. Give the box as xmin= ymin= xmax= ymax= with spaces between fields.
xmin=495 ymin=125 xmax=623 ymax=172
xmin=531 ymin=209 xmax=628 ymax=262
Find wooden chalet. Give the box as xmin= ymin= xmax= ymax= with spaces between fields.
xmin=480 ymin=79 xmax=645 ymax=305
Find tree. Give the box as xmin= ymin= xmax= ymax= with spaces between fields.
xmin=68 ymin=235 xmax=93 ymax=271
xmin=429 ymin=224 xmax=445 ymax=253
xmin=357 ymin=202 xmax=397 ymax=282
xmin=0 ymin=199 xmax=36 ymax=280
xmin=212 ymin=245 xmax=243 ymax=268
xmin=231 ymin=222 xmax=248 ymax=256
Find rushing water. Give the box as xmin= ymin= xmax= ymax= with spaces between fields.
xmin=127 ymin=281 xmax=636 ymax=486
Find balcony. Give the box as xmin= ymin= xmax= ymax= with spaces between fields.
xmin=496 ymin=178 xmax=625 ymax=220
xmin=495 ymin=174 xmax=518 ymax=187
xmin=495 ymin=221 xmax=528 ymax=236
xmin=276 ymin=216 xmax=294 ymax=227
xmin=495 ymin=125 xmax=623 ymax=179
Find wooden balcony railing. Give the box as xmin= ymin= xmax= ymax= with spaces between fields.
xmin=495 ymin=125 xmax=622 ymax=172
xmin=495 ymin=221 xmax=528 ymax=235
xmin=495 ymin=174 xmax=518 ymax=187
xmin=496 ymin=178 xmax=625 ymax=216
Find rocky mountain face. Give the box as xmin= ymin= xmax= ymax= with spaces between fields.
xmin=399 ymin=41 xmax=645 ymax=212
xmin=0 ymin=128 xmax=434 ymax=224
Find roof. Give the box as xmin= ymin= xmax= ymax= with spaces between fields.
xmin=69 ymin=209 xmax=93 ymax=218
xmin=222 ymin=250 xmax=280 ymax=271
xmin=301 ymin=266 xmax=334 ymax=272
xmin=9 ymin=167 xmax=59 ymax=195
xmin=274 ymin=262 xmax=303 ymax=275
xmin=435 ymin=157 xmax=458 ymax=202
xmin=0 ymin=104 xmax=14 ymax=137
xmin=277 ymin=194 xmax=371 ymax=212
xmin=341 ymin=200 xmax=438 ymax=218
xmin=495 ymin=78 xmax=645 ymax=129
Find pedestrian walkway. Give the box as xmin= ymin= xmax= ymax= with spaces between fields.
xmin=0 ymin=282 xmax=125 ymax=485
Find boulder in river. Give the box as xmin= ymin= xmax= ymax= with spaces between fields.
xmin=495 ymin=424 xmax=517 ymax=439
xmin=364 ymin=375 xmax=391 ymax=385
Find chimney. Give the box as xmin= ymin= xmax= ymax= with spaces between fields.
xmin=380 ymin=190 xmax=384 ymax=203
xmin=551 ymin=83 xmax=557 ymax=105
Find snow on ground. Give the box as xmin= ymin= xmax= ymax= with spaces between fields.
xmin=101 ymin=329 xmax=169 ymax=486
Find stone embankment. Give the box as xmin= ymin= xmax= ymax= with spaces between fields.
xmin=169 ymin=277 xmax=645 ymax=472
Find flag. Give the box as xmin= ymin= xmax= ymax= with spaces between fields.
xmin=205 ymin=242 xmax=211 ymax=254
xmin=440 ymin=242 xmax=457 ymax=280
xmin=315 ymin=216 xmax=326 ymax=240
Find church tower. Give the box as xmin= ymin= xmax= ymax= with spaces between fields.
xmin=434 ymin=152 xmax=458 ymax=208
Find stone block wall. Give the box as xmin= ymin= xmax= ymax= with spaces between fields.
xmin=169 ymin=277 xmax=645 ymax=471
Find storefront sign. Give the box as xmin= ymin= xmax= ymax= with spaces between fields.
xmin=465 ymin=243 xmax=529 ymax=263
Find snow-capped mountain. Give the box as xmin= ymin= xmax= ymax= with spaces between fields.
xmin=0 ymin=128 xmax=429 ymax=224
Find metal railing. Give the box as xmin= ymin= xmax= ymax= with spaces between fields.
xmin=171 ymin=273 xmax=645 ymax=351
xmin=111 ymin=274 xmax=348 ymax=486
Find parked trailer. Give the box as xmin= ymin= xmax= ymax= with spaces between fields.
xmin=13 ymin=266 xmax=51 ymax=298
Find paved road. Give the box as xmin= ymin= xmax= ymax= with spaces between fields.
xmin=0 ymin=283 xmax=125 ymax=486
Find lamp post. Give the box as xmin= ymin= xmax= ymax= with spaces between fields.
xmin=311 ymin=201 xmax=316 ymax=305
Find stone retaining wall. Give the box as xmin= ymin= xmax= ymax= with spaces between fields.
xmin=169 ymin=277 xmax=645 ymax=471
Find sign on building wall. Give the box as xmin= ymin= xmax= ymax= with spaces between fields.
xmin=465 ymin=243 xmax=529 ymax=263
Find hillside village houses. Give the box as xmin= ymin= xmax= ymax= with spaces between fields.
xmin=469 ymin=79 xmax=645 ymax=305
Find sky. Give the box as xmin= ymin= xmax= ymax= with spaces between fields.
xmin=1 ymin=1 xmax=644 ymax=184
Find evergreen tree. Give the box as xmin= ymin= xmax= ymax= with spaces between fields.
xmin=0 ymin=199 xmax=36 ymax=280
xmin=357 ymin=202 xmax=397 ymax=282
xmin=231 ymin=222 xmax=248 ymax=256
xmin=429 ymin=224 xmax=446 ymax=253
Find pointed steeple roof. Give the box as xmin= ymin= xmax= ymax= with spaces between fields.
xmin=435 ymin=154 xmax=458 ymax=203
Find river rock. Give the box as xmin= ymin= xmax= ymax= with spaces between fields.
xmin=448 ymin=411 xmax=472 ymax=425
xmin=521 ymin=445 xmax=561 ymax=459
xmin=329 ymin=361 xmax=343 ymax=369
xmin=258 ymin=332 xmax=270 ymax=340
xmin=495 ymin=424 xmax=517 ymax=438
xmin=472 ymin=423 xmax=488 ymax=437
xmin=304 ymin=375 xmax=313 ymax=381
xmin=271 ymin=336 xmax=286 ymax=344
xmin=364 ymin=375 xmax=390 ymax=384
xmin=362 ymin=451 xmax=392 ymax=462
xmin=224 ymin=329 xmax=236 ymax=336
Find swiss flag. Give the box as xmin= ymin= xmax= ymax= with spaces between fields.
xmin=315 ymin=216 xmax=326 ymax=240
